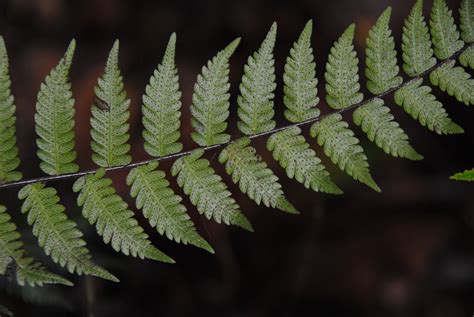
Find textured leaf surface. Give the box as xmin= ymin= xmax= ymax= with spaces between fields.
xmin=450 ymin=168 xmax=474 ymax=181
xmin=191 ymin=39 xmax=240 ymax=146
xmin=430 ymin=60 xmax=474 ymax=106
xmin=73 ymin=169 xmax=173 ymax=263
xmin=237 ymin=22 xmax=277 ymax=134
xmin=142 ymin=33 xmax=183 ymax=157
xmin=325 ymin=24 xmax=363 ymax=109
xmin=394 ymin=78 xmax=463 ymax=134
xmin=91 ymin=40 xmax=131 ymax=167
xmin=460 ymin=0 xmax=474 ymax=43
xmin=0 ymin=205 xmax=72 ymax=287
xmin=310 ymin=114 xmax=380 ymax=192
xmin=353 ymin=98 xmax=422 ymax=160
xmin=267 ymin=127 xmax=341 ymax=194
xmin=0 ymin=37 xmax=21 ymax=183
xmin=402 ymin=0 xmax=436 ymax=76
xmin=459 ymin=45 xmax=474 ymax=69
xmin=35 ymin=40 xmax=79 ymax=175
xmin=430 ymin=0 xmax=464 ymax=60
xmin=171 ymin=149 xmax=252 ymax=231
xmin=127 ymin=162 xmax=213 ymax=253
xmin=18 ymin=183 xmax=118 ymax=282
xmin=219 ymin=137 xmax=298 ymax=214
xmin=365 ymin=7 xmax=402 ymax=94
xmin=283 ymin=20 xmax=320 ymax=123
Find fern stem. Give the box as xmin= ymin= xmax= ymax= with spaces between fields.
xmin=0 ymin=42 xmax=472 ymax=191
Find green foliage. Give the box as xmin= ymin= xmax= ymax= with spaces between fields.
xmin=91 ymin=40 xmax=131 ymax=167
xmin=430 ymin=60 xmax=474 ymax=106
xmin=267 ymin=127 xmax=341 ymax=194
xmin=73 ymin=168 xmax=173 ymax=263
xmin=430 ymin=0 xmax=464 ymax=60
xmin=142 ymin=33 xmax=183 ymax=157
xmin=325 ymin=24 xmax=363 ymax=110
xmin=171 ymin=149 xmax=252 ymax=231
xmin=191 ymin=39 xmax=240 ymax=146
xmin=283 ymin=20 xmax=320 ymax=123
xmin=0 ymin=205 xmax=72 ymax=287
xmin=394 ymin=78 xmax=463 ymax=134
xmin=127 ymin=162 xmax=213 ymax=253
xmin=35 ymin=40 xmax=79 ymax=176
xmin=402 ymin=0 xmax=436 ymax=76
xmin=460 ymin=0 xmax=474 ymax=42
xmin=450 ymin=168 xmax=474 ymax=181
xmin=18 ymin=183 xmax=118 ymax=282
xmin=237 ymin=22 xmax=277 ymax=134
xmin=310 ymin=113 xmax=380 ymax=192
xmin=219 ymin=137 xmax=298 ymax=214
xmin=459 ymin=45 xmax=474 ymax=68
xmin=0 ymin=36 xmax=21 ymax=183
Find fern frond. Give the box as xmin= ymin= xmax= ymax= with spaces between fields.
xmin=73 ymin=169 xmax=173 ymax=263
xmin=18 ymin=183 xmax=118 ymax=282
xmin=171 ymin=149 xmax=253 ymax=231
xmin=0 ymin=205 xmax=72 ymax=287
xmin=402 ymin=0 xmax=436 ymax=77
xmin=325 ymin=24 xmax=363 ymax=110
xmin=190 ymin=39 xmax=240 ymax=146
xmin=283 ymin=20 xmax=319 ymax=123
xmin=219 ymin=137 xmax=298 ymax=213
xmin=394 ymin=78 xmax=463 ymax=134
xmin=430 ymin=0 xmax=464 ymax=60
xmin=353 ymin=98 xmax=422 ymax=160
xmin=237 ymin=22 xmax=277 ymax=134
xmin=35 ymin=40 xmax=78 ymax=176
xmin=0 ymin=37 xmax=22 ymax=183
xmin=310 ymin=113 xmax=380 ymax=192
xmin=142 ymin=33 xmax=183 ymax=157
xmin=91 ymin=40 xmax=131 ymax=167
xmin=450 ymin=168 xmax=474 ymax=181
xmin=459 ymin=45 xmax=474 ymax=68
xmin=460 ymin=0 xmax=474 ymax=43
xmin=266 ymin=127 xmax=342 ymax=194
xmin=127 ymin=162 xmax=213 ymax=253
xmin=366 ymin=7 xmax=403 ymax=94
xmin=430 ymin=60 xmax=474 ymax=106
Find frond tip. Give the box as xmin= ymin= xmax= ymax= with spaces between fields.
xmin=450 ymin=168 xmax=474 ymax=181
xmin=73 ymin=168 xmax=174 ymax=263
xmin=219 ymin=137 xmax=299 ymax=214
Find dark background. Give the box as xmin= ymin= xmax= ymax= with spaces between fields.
xmin=0 ymin=0 xmax=473 ymax=316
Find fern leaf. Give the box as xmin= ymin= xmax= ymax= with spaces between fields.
xmin=459 ymin=45 xmax=474 ymax=69
xmin=219 ymin=137 xmax=298 ymax=214
xmin=0 ymin=304 xmax=13 ymax=317
xmin=325 ymin=24 xmax=363 ymax=110
xmin=73 ymin=169 xmax=174 ymax=263
xmin=0 ymin=37 xmax=22 ymax=183
xmin=365 ymin=7 xmax=403 ymax=94
xmin=430 ymin=60 xmax=474 ymax=106
xmin=190 ymin=38 xmax=240 ymax=146
xmin=450 ymin=168 xmax=474 ymax=181
xmin=91 ymin=40 xmax=131 ymax=167
xmin=430 ymin=0 xmax=464 ymax=60
xmin=35 ymin=40 xmax=79 ymax=176
xmin=353 ymin=98 xmax=422 ymax=160
xmin=18 ymin=183 xmax=118 ymax=282
xmin=127 ymin=162 xmax=213 ymax=253
xmin=171 ymin=149 xmax=253 ymax=231
xmin=394 ymin=78 xmax=463 ymax=134
xmin=310 ymin=113 xmax=380 ymax=192
xmin=0 ymin=205 xmax=72 ymax=287
xmin=401 ymin=0 xmax=436 ymax=76
xmin=266 ymin=127 xmax=342 ymax=194
xmin=142 ymin=33 xmax=183 ymax=157
xmin=460 ymin=0 xmax=474 ymax=43
xmin=283 ymin=20 xmax=319 ymax=123
xmin=237 ymin=22 xmax=277 ymax=134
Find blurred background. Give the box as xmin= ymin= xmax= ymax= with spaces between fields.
xmin=0 ymin=0 xmax=473 ymax=316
